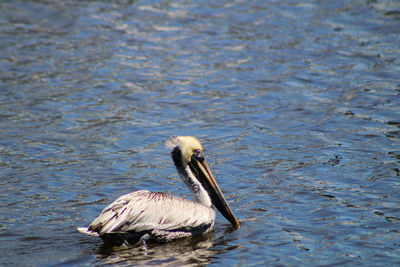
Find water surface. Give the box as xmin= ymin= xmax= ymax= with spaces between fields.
xmin=1 ymin=0 xmax=399 ymax=265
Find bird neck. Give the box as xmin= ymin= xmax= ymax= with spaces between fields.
xmin=171 ymin=147 xmax=212 ymax=207
xmin=182 ymin=165 xmax=212 ymax=207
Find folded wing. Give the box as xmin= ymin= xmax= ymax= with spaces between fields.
xmin=87 ymin=190 xmax=215 ymax=235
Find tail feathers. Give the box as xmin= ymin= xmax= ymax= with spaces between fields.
xmin=77 ymin=227 xmax=99 ymax=237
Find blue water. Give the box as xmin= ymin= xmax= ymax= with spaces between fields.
xmin=1 ymin=0 xmax=399 ymax=265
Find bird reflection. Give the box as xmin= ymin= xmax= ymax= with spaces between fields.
xmin=95 ymin=231 xmax=216 ymax=266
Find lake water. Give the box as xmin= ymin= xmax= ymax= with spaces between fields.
xmin=1 ymin=0 xmax=399 ymax=266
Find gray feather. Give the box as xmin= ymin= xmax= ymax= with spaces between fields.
xmin=86 ymin=190 xmax=215 ymax=237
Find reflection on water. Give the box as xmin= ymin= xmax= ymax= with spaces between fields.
xmin=94 ymin=233 xmax=216 ymax=266
xmin=1 ymin=0 xmax=400 ymax=266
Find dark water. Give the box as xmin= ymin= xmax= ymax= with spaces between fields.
xmin=1 ymin=0 xmax=400 ymax=265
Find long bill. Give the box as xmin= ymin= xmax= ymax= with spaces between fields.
xmin=189 ymin=157 xmax=240 ymax=229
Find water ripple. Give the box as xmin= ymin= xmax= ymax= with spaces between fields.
xmin=1 ymin=0 xmax=399 ymax=265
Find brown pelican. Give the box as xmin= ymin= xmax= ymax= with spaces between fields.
xmin=78 ymin=136 xmax=240 ymax=244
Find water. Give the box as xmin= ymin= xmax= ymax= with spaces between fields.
xmin=1 ymin=0 xmax=399 ymax=265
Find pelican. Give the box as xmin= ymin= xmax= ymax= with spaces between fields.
xmin=78 ymin=136 xmax=240 ymax=244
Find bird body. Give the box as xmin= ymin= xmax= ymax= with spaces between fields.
xmin=78 ymin=190 xmax=215 ymax=242
xmin=78 ymin=136 xmax=239 ymax=243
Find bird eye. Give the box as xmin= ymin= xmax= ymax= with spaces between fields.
xmin=193 ymin=149 xmax=204 ymax=161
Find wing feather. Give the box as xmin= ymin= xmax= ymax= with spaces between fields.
xmin=88 ymin=190 xmax=215 ymax=235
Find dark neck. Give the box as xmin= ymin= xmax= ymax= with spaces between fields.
xmin=171 ymin=146 xmax=206 ymax=203
xmin=171 ymin=147 xmax=185 ymax=173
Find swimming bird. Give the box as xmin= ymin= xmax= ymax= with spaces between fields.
xmin=78 ymin=136 xmax=240 ymax=244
